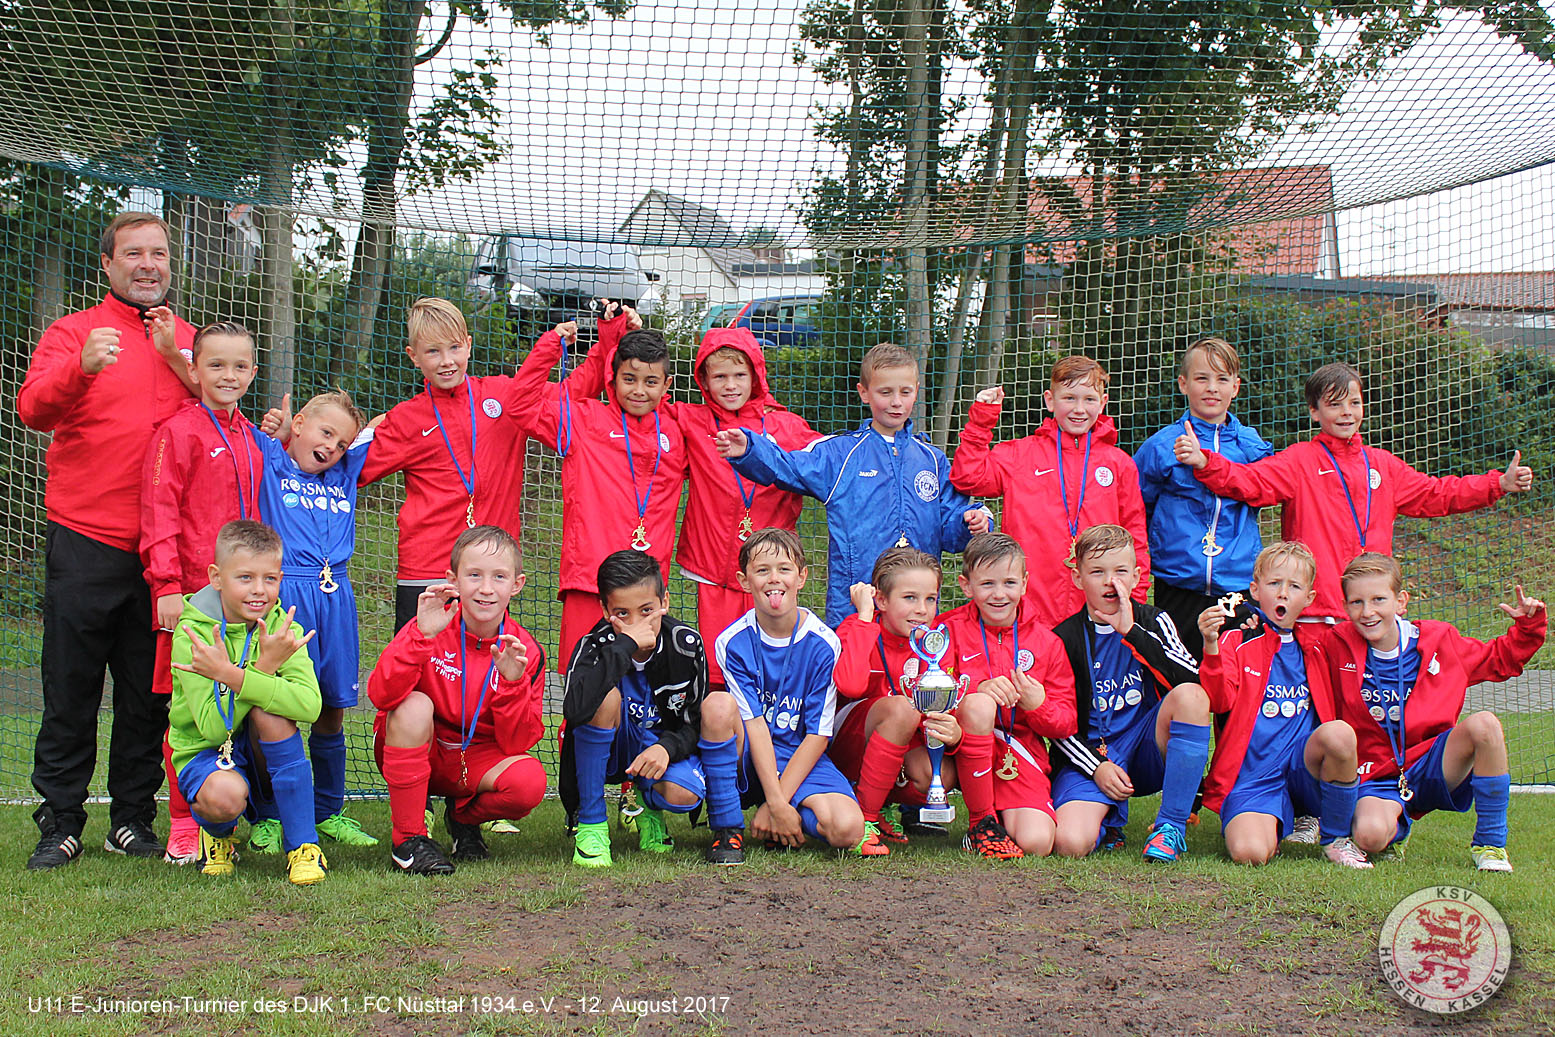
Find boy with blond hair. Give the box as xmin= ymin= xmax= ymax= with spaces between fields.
xmin=1198 ymin=541 xmax=1370 ymax=868
xmin=1135 ymin=337 xmax=1273 ymax=657
xmin=1319 ymin=553 xmax=1545 ymax=871
xmin=1177 ymin=361 xmax=1533 ymax=642
xmin=716 ymin=343 xmax=990 ymax=625
xmin=951 ymin=357 xmax=1149 ymax=628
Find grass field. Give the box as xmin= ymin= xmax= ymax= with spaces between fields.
xmin=6 ymin=794 xmax=1555 ymax=1036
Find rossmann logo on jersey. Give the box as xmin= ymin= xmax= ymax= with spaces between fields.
xmin=626 ymin=698 xmax=661 ymax=730
xmin=1361 ymin=677 xmax=1408 ymax=723
xmin=1260 ymin=684 xmax=1311 ymax=719
xmin=763 ymin=693 xmax=807 ymax=734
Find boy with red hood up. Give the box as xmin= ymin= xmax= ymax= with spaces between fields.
xmin=675 ymin=328 xmax=820 ymax=685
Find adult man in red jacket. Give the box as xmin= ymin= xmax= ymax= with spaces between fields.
xmin=17 ymin=212 xmax=196 ymax=869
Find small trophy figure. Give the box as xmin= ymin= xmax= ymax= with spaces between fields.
xmin=909 ymin=623 xmax=963 ymax=824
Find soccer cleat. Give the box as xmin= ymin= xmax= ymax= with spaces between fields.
xmin=1470 ymin=845 xmax=1514 ymax=872
xmin=637 ymin=809 xmax=674 ymax=853
xmin=854 ymin=821 xmax=891 ymax=857
xmin=1143 ymin=820 xmax=1187 ymax=863
xmin=391 ymin=835 xmax=455 ymax=875
xmin=164 ymin=817 xmax=201 ymax=864
xmin=1285 ymin=815 xmax=1321 ymax=845
xmin=1323 ymin=837 xmax=1374 ymax=870
xmin=317 ymin=812 xmax=379 ymax=846
xmin=573 ymin=821 xmax=613 ymax=868
xmin=445 ymin=803 xmax=489 ymax=862
xmin=286 ymin=843 xmax=329 ymax=885
xmin=27 ymin=827 xmax=83 ymax=870
xmin=199 ymin=829 xmax=238 ymax=877
xmin=875 ymin=804 xmax=909 ymax=844
xmin=103 ymin=821 xmax=164 ymax=859
xmin=247 ymin=818 xmax=283 ymax=855
xmin=1099 ymin=826 xmax=1125 ymax=852
xmin=963 ymin=815 xmax=1025 ymax=860
xmin=707 ymin=828 xmax=745 ymax=866
xmin=483 ymin=819 xmax=520 ymax=835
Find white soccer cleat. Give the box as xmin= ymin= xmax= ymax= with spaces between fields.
xmin=1285 ymin=815 xmax=1320 ymax=845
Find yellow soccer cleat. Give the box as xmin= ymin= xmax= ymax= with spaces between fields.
xmin=286 ymin=842 xmax=329 ymax=886
xmin=199 ymin=828 xmax=238 ymax=877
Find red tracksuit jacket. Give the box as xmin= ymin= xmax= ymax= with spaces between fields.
xmin=1315 ymin=614 xmax=1545 ymax=782
xmin=367 ymin=610 xmax=547 ymax=757
xmin=834 ymin=615 xmax=923 ymax=703
xmin=1196 ymin=433 xmax=1506 ymax=620
xmin=939 ymin=602 xmax=1079 ymax=772
xmin=1199 ymin=624 xmax=1336 ymax=814
xmin=675 ymin=328 xmax=820 ymax=590
xmin=950 ymin=403 xmax=1150 ymax=626
xmin=359 ymin=346 xmax=605 ymax=581
xmin=18 ymin=294 xmax=195 ymax=551
xmin=141 ymin=399 xmax=263 ymax=598
xmin=517 ymin=315 xmax=688 ymax=595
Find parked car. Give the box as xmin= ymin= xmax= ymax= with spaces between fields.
xmin=700 ymin=302 xmax=743 ymax=334
xmin=729 ymin=294 xmax=822 ymax=349
xmin=468 ymin=236 xmax=653 ymax=343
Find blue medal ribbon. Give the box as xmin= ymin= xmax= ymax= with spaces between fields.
xmin=458 ymin=616 xmax=501 ymax=757
xmin=1056 ymin=428 xmax=1092 ymax=543
xmin=200 ymin=404 xmax=257 ymax=520
xmin=621 ymin=410 xmax=663 ymax=535
xmin=1080 ymin=622 xmax=1114 ymax=758
xmin=213 ymin=615 xmax=258 ymax=742
xmin=428 ymin=381 xmax=478 ymax=515
xmin=978 ymin=616 xmax=1020 ymax=739
xmin=752 ymin=610 xmax=804 ymax=723
xmin=1379 ymin=619 xmax=1416 ymax=800
xmin=1318 ymin=441 xmax=1372 ymax=550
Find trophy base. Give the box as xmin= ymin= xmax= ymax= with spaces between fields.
xmin=917 ymin=804 xmax=955 ymax=824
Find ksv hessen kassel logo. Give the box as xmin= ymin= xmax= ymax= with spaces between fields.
xmin=1378 ymin=886 xmax=1511 ymax=1014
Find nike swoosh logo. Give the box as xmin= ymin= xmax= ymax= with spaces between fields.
xmin=1034 ymin=467 xmax=1053 ymax=476
xmin=421 ymin=427 xmax=437 ymax=437
xmin=391 ymin=852 xmax=414 ymax=868
xmin=973 ymin=768 xmax=992 ymax=778
xmin=609 ymin=431 xmax=627 ymax=439
xmin=209 ymin=447 xmax=227 ymax=458
xmin=1317 ymin=468 xmax=1334 ymax=475
xmin=961 ymin=653 xmax=980 ymax=662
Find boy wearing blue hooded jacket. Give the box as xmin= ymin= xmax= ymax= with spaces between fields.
xmin=1134 ymin=337 xmax=1273 ymax=659
xmin=715 ymin=343 xmax=991 ymax=626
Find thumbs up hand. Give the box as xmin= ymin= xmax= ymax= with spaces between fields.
xmin=1173 ymin=419 xmax=1207 ymax=469
xmin=1500 ymin=450 xmax=1533 ymax=493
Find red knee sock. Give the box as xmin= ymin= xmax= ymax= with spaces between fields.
xmin=164 ymin=732 xmax=191 ymax=822
xmin=382 ymin=744 xmax=432 ymax=844
xmin=957 ymin=732 xmax=996 ymax=823
xmin=857 ymin=733 xmax=910 ymax=822
xmin=454 ymin=757 xmax=548 ymax=826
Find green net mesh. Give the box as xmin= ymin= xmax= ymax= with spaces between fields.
xmin=3 ymin=1 xmax=1553 ymax=801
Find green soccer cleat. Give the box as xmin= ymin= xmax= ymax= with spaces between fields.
xmin=247 ymin=818 xmax=283 ymax=855
xmin=637 ymin=809 xmax=674 ymax=853
xmin=573 ymin=821 xmax=613 ymax=868
xmin=317 ymin=813 xmax=379 ymax=846
xmin=483 ymin=819 xmax=521 ymax=835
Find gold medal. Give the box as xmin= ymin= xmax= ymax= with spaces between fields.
xmin=319 ymin=561 xmax=338 ymax=594
xmin=1065 ymin=537 xmax=1078 ymax=568
xmin=1097 ymin=739 xmax=1108 ymax=760
xmin=460 ymin=751 xmax=469 ymax=791
xmin=1217 ymin=591 xmax=1244 ymax=617
xmin=1201 ymin=529 xmax=1224 ymax=557
xmin=738 ymin=513 xmax=754 ymax=542
xmin=216 ymin=736 xmax=236 ymax=771
xmin=896 ymin=532 xmax=909 ymax=548
xmin=630 ymin=522 xmax=651 ymax=552
xmin=1397 ymin=773 xmax=1414 ymax=803
xmin=996 ymin=749 xmax=1019 ymax=781
xmin=466 ymin=496 xmax=476 ymax=529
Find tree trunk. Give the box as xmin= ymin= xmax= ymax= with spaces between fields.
xmin=337 ymin=0 xmax=425 ymax=375
xmin=259 ymin=0 xmax=298 ymax=404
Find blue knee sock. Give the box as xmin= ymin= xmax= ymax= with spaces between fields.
xmin=1470 ymin=773 xmax=1510 ymax=847
xmin=698 ymin=736 xmax=744 ymax=830
xmin=261 ymin=732 xmax=318 ymax=851
xmin=309 ymin=730 xmax=347 ymax=822
xmin=573 ymin=724 xmax=615 ymax=826
xmin=798 ymin=804 xmax=821 ymax=841
xmin=1157 ymin=720 xmax=1211 ymax=829
xmin=1318 ymin=778 xmax=1359 ymax=844
xmin=191 ymin=810 xmax=238 ymax=838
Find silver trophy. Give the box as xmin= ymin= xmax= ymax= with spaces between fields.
xmin=910 ymin=623 xmax=963 ymax=823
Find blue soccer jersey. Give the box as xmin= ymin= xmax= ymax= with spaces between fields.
xmin=1085 ymin=623 xmax=1150 ymax=747
xmin=620 ymin=664 xmax=661 ymax=733
xmin=1236 ymin=634 xmax=1316 ymax=784
xmin=1361 ymin=621 xmax=1422 ymax=738
xmin=716 ymin=609 xmax=841 ymax=756
xmin=254 ymin=431 xmax=369 ymax=577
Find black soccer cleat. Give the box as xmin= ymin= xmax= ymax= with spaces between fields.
xmin=27 ymin=826 xmax=84 ymax=870
xmin=103 ymin=821 xmax=165 ymax=858
xmin=444 ymin=802 xmax=489 ymax=862
xmin=706 ymin=828 xmax=745 ymax=866
xmin=391 ymin=835 xmax=456 ymax=875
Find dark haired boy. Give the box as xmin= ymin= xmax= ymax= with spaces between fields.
xmin=1177 ymin=361 xmax=1533 ymax=641
xmin=715 ymin=342 xmax=990 ymax=626
xmin=142 ymin=321 xmax=264 ymax=863
xmin=716 ymin=528 xmax=868 ymax=854
xmin=515 ymin=316 xmax=689 ymax=668
xmin=167 ymin=520 xmax=325 ymax=884
xmin=1050 ymin=525 xmax=1210 ymax=862
xmin=368 ymin=525 xmax=548 ymax=875
xmin=561 ymin=549 xmax=746 ymax=867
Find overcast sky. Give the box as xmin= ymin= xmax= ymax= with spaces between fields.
xmin=363 ymin=2 xmax=1555 ymax=275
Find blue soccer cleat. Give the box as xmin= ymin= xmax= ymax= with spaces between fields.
xmin=1143 ymin=820 xmax=1187 ymax=863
